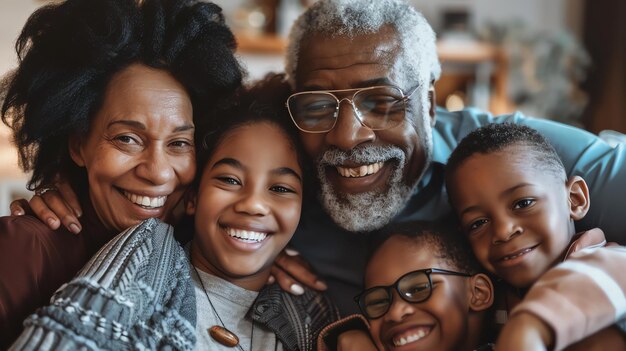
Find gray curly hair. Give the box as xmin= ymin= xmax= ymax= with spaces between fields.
xmin=285 ymin=0 xmax=441 ymax=92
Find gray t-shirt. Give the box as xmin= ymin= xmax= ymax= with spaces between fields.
xmin=192 ymin=267 xmax=283 ymax=351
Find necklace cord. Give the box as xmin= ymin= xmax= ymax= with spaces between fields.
xmin=193 ymin=265 xmax=279 ymax=351
xmin=193 ymin=266 xmax=247 ymax=351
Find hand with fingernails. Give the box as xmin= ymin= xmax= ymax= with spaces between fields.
xmin=269 ymin=248 xmax=328 ymax=295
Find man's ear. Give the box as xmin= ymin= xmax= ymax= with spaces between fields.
xmin=468 ymin=273 xmax=494 ymax=312
xmin=68 ymin=135 xmax=85 ymax=167
xmin=428 ymin=81 xmax=436 ymax=126
xmin=184 ymin=187 xmax=197 ymax=216
xmin=567 ymin=176 xmax=590 ymax=221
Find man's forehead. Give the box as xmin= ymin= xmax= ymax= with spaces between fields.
xmin=295 ymin=26 xmax=402 ymax=89
xmin=302 ymin=27 xmax=399 ymax=60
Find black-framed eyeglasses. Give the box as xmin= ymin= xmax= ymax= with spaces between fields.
xmin=286 ymin=84 xmax=419 ymax=133
xmin=354 ymin=268 xmax=471 ymax=320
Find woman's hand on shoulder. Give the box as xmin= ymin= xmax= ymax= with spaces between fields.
xmin=10 ymin=179 xmax=82 ymax=234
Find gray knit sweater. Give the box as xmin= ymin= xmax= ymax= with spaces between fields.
xmin=10 ymin=218 xmax=338 ymax=350
xmin=11 ymin=218 xmax=196 ymax=350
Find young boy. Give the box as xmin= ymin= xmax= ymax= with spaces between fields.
xmin=445 ymin=123 xmax=626 ymax=350
xmin=322 ymin=221 xmax=496 ymax=351
xmin=363 ymin=221 xmax=496 ymax=351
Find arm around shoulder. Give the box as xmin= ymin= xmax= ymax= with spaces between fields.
xmin=0 ymin=215 xmax=60 ymax=349
xmin=508 ymin=245 xmax=626 ymax=350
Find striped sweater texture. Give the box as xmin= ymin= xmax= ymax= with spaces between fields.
xmin=510 ymin=228 xmax=626 ymax=350
xmin=11 ymin=218 xmax=196 ymax=350
xmin=10 ymin=218 xmax=339 ymax=350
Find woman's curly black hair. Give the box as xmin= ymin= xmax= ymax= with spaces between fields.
xmin=1 ymin=0 xmax=243 ymax=190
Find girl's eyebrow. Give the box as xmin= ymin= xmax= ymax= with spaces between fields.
xmin=212 ymin=158 xmax=243 ymax=170
xmin=273 ymin=167 xmax=302 ymax=182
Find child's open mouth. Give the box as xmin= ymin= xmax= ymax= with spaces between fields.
xmin=391 ymin=326 xmax=432 ymax=347
xmin=498 ymin=244 xmax=540 ymax=262
xmin=225 ymin=227 xmax=268 ymax=243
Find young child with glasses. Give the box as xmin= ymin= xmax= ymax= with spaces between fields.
xmin=320 ymin=221 xmax=496 ymax=351
xmin=445 ymin=123 xmax=626 ymax=350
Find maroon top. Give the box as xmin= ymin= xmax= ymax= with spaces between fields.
xmin=0 ymin=198 xmax=115 ymax=348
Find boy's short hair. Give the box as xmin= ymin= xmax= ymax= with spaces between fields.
xmin=370 ymin=221 xmax=483 ymax=275
xmin=445 ymin=123 xmax=567 ymax=185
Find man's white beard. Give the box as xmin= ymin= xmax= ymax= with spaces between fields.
xmin=316 ymin=145 xmax=413 ymax=233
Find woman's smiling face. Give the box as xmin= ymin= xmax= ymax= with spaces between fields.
xmin=189 ymin=121 xmax=303 ymax=291
xmin=70 ymin=63 xmax=196 ymax=232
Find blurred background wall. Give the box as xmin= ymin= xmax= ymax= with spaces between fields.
xmin=0 ymin=0 xmax=624 ymax=215
xmin=0 ymin=0 xmax=43 ymax=215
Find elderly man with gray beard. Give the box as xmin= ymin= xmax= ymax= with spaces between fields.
xmin=269 ymin=0 xmax=626 ymax=349
xmin=12 ymin=0 xmax=626 ymax=349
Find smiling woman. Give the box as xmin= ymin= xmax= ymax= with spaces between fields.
xmin=70 ymin=64 xmax=196 ymax=232
xmin=0 ymin=0 xmax=242 ymax=347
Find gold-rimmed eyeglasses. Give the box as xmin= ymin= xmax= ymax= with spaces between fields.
xmin=286 ymin=84 xmax=419 ymax=133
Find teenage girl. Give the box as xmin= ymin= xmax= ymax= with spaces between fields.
xmin=11 ymin=75 xmax=339 ymax=351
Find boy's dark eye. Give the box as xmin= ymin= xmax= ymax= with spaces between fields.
xmin=513 ymin=199 xmax=535 ymax=210
xmin=366 ymin=298 xmax=390 ymax=308
xmin=405 ymin=282 xmax=430 ymax=295
xmin=468 ymin=218 xmax=488 ymax=232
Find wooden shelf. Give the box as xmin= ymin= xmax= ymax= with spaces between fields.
xmin=236 ymin=32 xmax=497 ymax=59
xmin=236 ymin=32 xmax=286 ymax=54
xmin=235 ymin=32 xmax=514 ymax=114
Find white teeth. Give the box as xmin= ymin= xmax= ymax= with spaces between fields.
xmin=392 ymin=329 xmax=430 ymax=347
xmin=225 ymin=228 xmax=268 ymax=243
xmin=502 ymin=247 xmax=533 ymax=261
xmin=359 ymin=165 xmax=367 ymax=176
xmin=123 ymin=191 xmax=167 ymax=209
xmin=336 ymin=161 xmax=384 ymax=178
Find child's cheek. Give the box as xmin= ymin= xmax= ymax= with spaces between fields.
xmin=368 ymin=320 xmax=383 ymax=347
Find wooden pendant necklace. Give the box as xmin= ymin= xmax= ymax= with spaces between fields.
xmin=193 ymin=266 xmax=252 ymax=350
